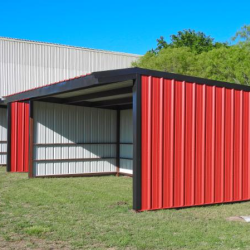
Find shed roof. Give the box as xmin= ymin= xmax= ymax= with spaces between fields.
xmin=4 ymin=67 xmax=250 ymax=109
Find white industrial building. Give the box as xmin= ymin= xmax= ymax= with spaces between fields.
xmin=0 ymin=37 xmax=140 ymax=165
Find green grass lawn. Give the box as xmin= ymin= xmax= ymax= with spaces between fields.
xmin=1 ymin=167 xmax=250 ymax=249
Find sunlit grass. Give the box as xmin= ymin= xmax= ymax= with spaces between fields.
xmin=1 ymin=167 xmax=250 ymax=249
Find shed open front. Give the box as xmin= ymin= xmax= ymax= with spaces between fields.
xmin=5 ymin=67 xmax=250 ymax=211
xmin=31 ymin=96 xmax=133 ymax=177
xmin=5 ymin=69 xmax=141 ymax=210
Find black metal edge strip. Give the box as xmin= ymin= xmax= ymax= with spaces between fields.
xmin=6 ymin=103 xmax=11 ymax=172
xmin=133 ymin=74 xmax=142 ymax=211
xmin=116 ymin=109 xmax=120 ymax=176
xmin=29 ymin=101 xmax=34 ymax=178
xmin=0 ymin=105 xmax=7 ymax=109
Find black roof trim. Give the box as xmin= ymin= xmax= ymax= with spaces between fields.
xmin=4 ymin=67 xmax=250 ymax=103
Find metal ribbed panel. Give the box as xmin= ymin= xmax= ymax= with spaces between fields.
xmin=0 ymin=108 xmax=7 ymax=165
xmin=10 ymin=102 xmax=29 ymax=172
xmin=141 ymin=75 xmax=250 ymax=211
xmin=33 ymin=102 xmax=117 ymax=176
xmin=0 ymin=38 xmax=140 ymax=97
xmin=120 ymin=109 xmax=133 ymax=174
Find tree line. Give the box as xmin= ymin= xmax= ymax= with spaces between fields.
xmin=133 ymin=25 xmax=250 ymax=85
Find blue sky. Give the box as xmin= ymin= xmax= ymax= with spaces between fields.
xmin=0 ymin=0 xmax=249 ymax=55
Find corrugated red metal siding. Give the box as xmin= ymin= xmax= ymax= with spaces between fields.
xmin=10 ymin=102 xmax=29 ymax=172
xmin=141 ymin=75 xmax=250 ymax=211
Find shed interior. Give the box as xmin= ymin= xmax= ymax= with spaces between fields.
xmin=30 ymin=80 xmax=134 ymax=177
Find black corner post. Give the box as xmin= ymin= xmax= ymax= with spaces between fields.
xmin=6 ymin=103 xmax=11 ymax=172
xmin=133 ymin=74 xmax=142 ymax=211
xmin=28 ymin=101 xmax=34 ymax=178
xmin=116 ymin=109 xmax=120 ymax=177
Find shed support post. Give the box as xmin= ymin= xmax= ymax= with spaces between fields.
xmin=28 ymin=101 xmax=34 ymax=178
xmin=116 ymin=109 xmax=120 ymax=177
xmin=6 ymin=103 xmax=11 ymax=172
xmin=133 ymin=74 xmax=142 ymax=211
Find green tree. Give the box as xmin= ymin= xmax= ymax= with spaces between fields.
xmin=195 ymin=45 xmax=250 ymax=85
xmin=151 ymin=29 xmax=227 ymax=54
xmin=232 ymin=25 xmax=250 ymax=44
xmin=171 ymin=30 xmax=214 ymax=54
xmin=133 ymin=47 xmax=196 ymax=75
xmin=133 ymin=26 xmax=250 ymax=85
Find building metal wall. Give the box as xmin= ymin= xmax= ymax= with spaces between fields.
xmin=119 ymin=109 xmax=133 ymax=174
xmin=33 ymin=102 xmax=117 ymax=176
xmin=0 ymin=107 xmax=7 ymax=165
xmin=0 ymin=37 xmax=140 ymax=97
xmin=10 ymin=102 xmax=29 ymax=172
xmin=141 ymin=75 xmax=250 ymax=211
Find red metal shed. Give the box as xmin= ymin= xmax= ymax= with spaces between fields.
xmin=5 ymin=68 xmax=250 ymax=211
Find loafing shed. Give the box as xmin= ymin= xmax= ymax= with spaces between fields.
xmin=5 ymin=67 xmax=250 ymax=211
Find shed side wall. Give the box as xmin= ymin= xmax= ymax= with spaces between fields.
xmin=33 ymin=102 xmax=117 ymax=176
xmin=141 ymin=75 xmax=250 ymax=211
xmin=10 ymin=102 xmax=29 ymax=172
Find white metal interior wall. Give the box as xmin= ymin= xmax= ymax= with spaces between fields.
xmin=33 ymin=102 xmax=117 ymax=176
xmin=0 ymin=108 xmax=7 ymax=165
xmin=119 ymin=109 xmax=133 ymax=174
xmin=0 ymin=37 xmax=140 ymax=97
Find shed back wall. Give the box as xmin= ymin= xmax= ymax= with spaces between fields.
xmin=141 ymin=75 xmax=250 ymax=211
xmin=33 ymin=102 xmax=117 ymax=176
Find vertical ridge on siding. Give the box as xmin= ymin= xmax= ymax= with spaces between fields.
xmin=205 ymin=86 xmax=216 ymax=204
xmin=224 ymin=89 xmax=234 ymax=202
xmin=185 ymin=82 xmax=196 ymax=206
xmin=174 ymin=81 xmax=186 ymax=207
xmin=215 ymin=87 xmax=225 ymax=203
xmin=163 ymin=79 xmax=175 ymax=209
xmin=234 ymin=91 xmax=243 ymax=201
xmin=151 ymin=77 xmax=164 ymax=209
xmin=195 ymin=84 xmax=206 ymax=205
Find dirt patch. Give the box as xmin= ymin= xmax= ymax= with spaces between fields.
xmin=109 ymin=201 xmax=128 ymax=208
xmin=226 ymin=216 xmax=245 ymax=222
xmin=116 ymin=201 xmax=128 ymax=206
